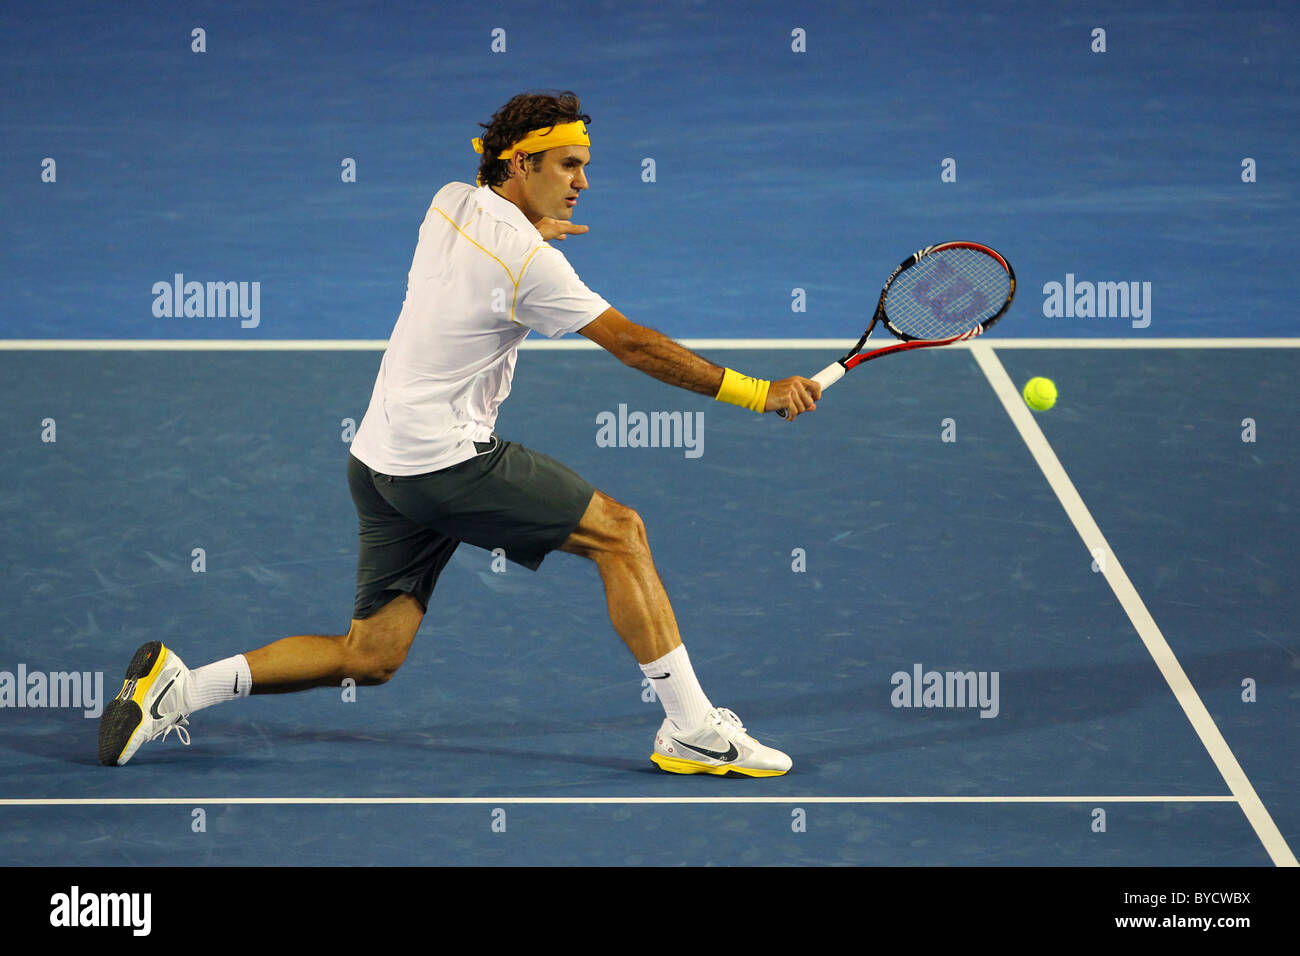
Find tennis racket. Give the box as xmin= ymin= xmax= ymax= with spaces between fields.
xmin=779 ymin=242 xmax=1016 ymax=417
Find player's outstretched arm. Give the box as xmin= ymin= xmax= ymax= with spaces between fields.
xmin=577 ymin=307 xmax=820 ymax=420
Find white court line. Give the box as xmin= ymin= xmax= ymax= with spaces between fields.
xmin=0 ymin=338 xmax=1298 ymax=351
xmin=971 ymin=342 xmax=1298 ymax=868
xmin=0 ymin=795 xmax=1239 ymax=806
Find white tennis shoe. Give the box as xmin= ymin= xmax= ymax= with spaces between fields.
xmin=651 ymin=707 xmax=792 ymax=777
xmin=98 ymin=641 xmax=193 ymax=766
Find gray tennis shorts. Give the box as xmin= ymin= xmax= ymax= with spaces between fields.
xmin=347 ymin=436 xmax=595 ymax=619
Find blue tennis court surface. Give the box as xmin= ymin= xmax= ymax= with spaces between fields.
xmin=0 ymin=346 xmax=1294 ymax=866
xmin=1 ymin=0 xmax=1297 ymax=871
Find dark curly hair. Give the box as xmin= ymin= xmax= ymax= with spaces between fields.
xmin=476 ymin=91 xmax=592 ymax=188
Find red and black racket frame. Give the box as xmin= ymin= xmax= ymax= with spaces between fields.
xmin=839 ymin=241 xmax=1017 ymax=372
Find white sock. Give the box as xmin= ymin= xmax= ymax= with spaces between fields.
xmin=640 ymin=644 xmax=713 ymax=730
xmin=183 ymin=655 xmax=252 ymax=713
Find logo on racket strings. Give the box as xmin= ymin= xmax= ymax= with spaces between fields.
xmin=906 ymin=258 xmax=989 ymax=327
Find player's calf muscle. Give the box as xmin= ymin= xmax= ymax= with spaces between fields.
xmin=245 ymin=596 xmax=421 ymax=690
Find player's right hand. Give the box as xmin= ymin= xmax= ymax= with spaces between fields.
xmin=767 ymin=376 xmax=822 ymax=421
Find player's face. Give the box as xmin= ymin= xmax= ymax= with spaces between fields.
xmin=521 ymin=146 xmax=589 ymax=222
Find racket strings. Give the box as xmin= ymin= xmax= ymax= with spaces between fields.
xmin=884 ymin=248 xmax=1011 ymax=340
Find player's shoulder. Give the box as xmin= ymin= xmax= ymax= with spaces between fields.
xmin=432 ymin=182 xmax=541 ymax=243
xmin=430 ymin=181 xmax=478 ymax=217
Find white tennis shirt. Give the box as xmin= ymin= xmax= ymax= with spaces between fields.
xmin=350 ymin=183 xmax=611 ymax=475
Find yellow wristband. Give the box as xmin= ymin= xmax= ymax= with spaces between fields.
xmin=715 ymin=367 xmax=771 ymax=413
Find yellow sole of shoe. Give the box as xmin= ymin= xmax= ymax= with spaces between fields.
xmin=650 ymin=752 xmax=788 ymax=777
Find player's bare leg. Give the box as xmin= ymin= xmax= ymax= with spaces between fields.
xmin=560 ymin=489 xmax=791 ymax=776
xmin=99 ymin=593 xmax=426 ymax=765
xmin=244 ymin=592 xmax=426 ymax=692
xmin=559 ymin=490 xmax=680 ymax=664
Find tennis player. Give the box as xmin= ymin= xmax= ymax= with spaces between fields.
xmin=99 ymin=91 xmax=821 ymax=777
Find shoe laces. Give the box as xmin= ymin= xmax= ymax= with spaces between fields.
xmin=711 ymin=708 xmax=754 ymax=743
xmin=151 ymin=714 xmax=191 ymax=747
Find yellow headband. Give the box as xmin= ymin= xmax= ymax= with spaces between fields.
xmin=472 ymin=121 xmax=590 ymax=183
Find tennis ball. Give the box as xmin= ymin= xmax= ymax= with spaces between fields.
xmin=1023 ymin=377 xmax=1057 ymax=411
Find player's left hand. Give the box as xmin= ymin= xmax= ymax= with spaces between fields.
xmin=537 ymin=218 xmax=589 ymax=241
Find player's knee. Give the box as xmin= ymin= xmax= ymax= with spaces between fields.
xmin=358 ymin=661 xmax=402 ymax=686
xmin=350 ymin=645 xmax=408 ymax=685
xmin=352 ymin=644 xmax=406 ymax=685
xmin=342 ymin=620 xmax=413 ymax=685
xmin=604 ymin=501 xmax=651 ymax=560
xmin=565 ymin=492 xmax=653 ymax=564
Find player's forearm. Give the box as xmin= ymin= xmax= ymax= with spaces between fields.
xmin=619 ymin=329 xmax=725 ymax=396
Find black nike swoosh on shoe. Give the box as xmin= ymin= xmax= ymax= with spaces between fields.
xmin=672 ymin=737 xmax=738 ymax=762
xmin=149 ymin=678 xmax=177 ymax=720
xmin=648 ymin=672 xmax=670 ymax=679
xmin=233 ymin=675 xmax=239 ymax=694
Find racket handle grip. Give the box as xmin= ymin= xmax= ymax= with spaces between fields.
xmin=777 ymin=362 xmax=844 ymax=418
xmin=811 ymin=362 xmax=845 ymax=390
